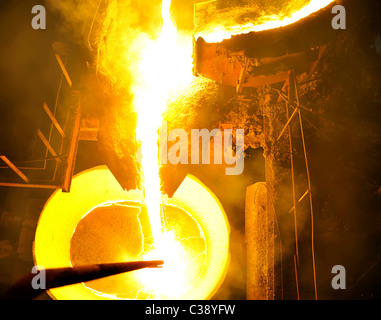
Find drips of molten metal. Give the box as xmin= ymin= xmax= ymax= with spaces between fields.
xmin=196 ymin=0 xmax=335 ymax=43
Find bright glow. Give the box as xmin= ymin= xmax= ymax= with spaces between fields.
xmin=34 ymin=0 xmax=333 ymax=301
xmin=34 ymin=167 xmax=230 ymax=300
xmin=131 ymin=0 xmax=199 ymax=298
xmin=139 ymin=232 xmax=190 ymax=298
xmin=71 ymin=200 xmax=208 ymax=300
xmin=133 ymin=0 xmax=193 ymax=245
xmin=196 ymin=0 xmax=335 ymax=43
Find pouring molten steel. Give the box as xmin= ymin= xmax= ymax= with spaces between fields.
xmin=34 ymin=0 xmax=335 ymax=300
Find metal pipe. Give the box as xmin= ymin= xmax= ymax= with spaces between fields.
xmin=3 ymin=260 xmax=164 ymax=300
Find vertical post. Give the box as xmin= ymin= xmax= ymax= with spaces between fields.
xmin=292 ymin=70 xmax=318 ymax=300
xmin=62 ymin=97 xmax=81 ymax=193
xmin=246 ymin=183 xmax=275 ymax=300
xmin=287 ymin=73 xmax=300 ymax=270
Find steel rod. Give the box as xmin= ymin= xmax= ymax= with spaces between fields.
xmin=293 ymin=70 xmax=318 ymax=300
xmin=0 ymin=156 xmax=29 ymax=183
xmin=3 ymin=260 xmax=164 ymax=300
xmin=286 ymin=74 xmax=300 ymax=270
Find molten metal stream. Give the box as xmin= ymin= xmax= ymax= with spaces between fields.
xmin=132 ymin=0 xmax=195 ymax=297
xmin=134 ymin=0 xmax=193 ymax=246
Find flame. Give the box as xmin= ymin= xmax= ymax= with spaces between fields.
xmin=196 ymin=0 xmax=335 ymax=43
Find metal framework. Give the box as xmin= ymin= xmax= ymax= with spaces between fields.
xmin=0 ymin=0 xmax=105 ymax=193
xmin=0 ymin=43 xmax=82 ymax=193
xmin=274 ymin=70 xmax=318 ymax=300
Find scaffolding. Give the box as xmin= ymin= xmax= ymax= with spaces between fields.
xmin=0 ymin=0 xmax=105 ymax=193
xmin=0 ymin=43 xmax=81 ymax=193
xmin=274 ymin=69 xmax=319 ymax=300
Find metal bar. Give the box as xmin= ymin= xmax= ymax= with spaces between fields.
xmin=277 ymin=76 xmax=290 ymax=103
xmin=298 ymin=188 xmax=311 ymax=205
xmin=195 ymin=0 xmax=218 ymax=7
xmin=288 ymin=189 xmax=311 ymax=214
xmin=44 ymin=56 xmax=65 ymax=171
xmin=62 ymin=100 xmax=81 ymax=193
xmin=0 ymin=156 xmax=29 ymax=183
xmin=43 ymin=103 xmax=66 ymax=138
xmin=275 ymin=88 xmax=314 ymax=115
xmin=276 ymin=107 xmax=298 ymax=142
xmin=309 ymin=45 xmax=327 ymax=76
xmin=0 ymin=167 xmax=46 ymax=171
xmin=0 ymin=155 xmax=66 ymax=166
xmin=3 ymin=260 xmax=164 ymax=300
xmin=286 ymin=73 xmax=300 ymax=270
xmin=293 ymin=70 xmax=318 ymax=300
xmin=276 ymin=87 xmax=346 ymax=134
xmin=37 ymin=130 xmax=61 ymax=163
xmin=280 ymin=236 xmax=284 ymax=300
xmin=0 ymin=182 xmax=58 ymax=189
xmin=275 ymin=88 xmax=332 ymax=143
xmin=296 ymin=113 xmax=322 ymax=137
xmin=53 ymin=105 xmax=72 ymax=182
xmin=237 ymin=57 xmax=250 ymax=94
xmin=294 ymin=254 xmax=300 ymax=300
xmin=55 ymin=53 xmax=73 ymax=87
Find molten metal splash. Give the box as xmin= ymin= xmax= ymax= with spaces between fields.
xmin=196 ymin=0 xmax=335 ymax=43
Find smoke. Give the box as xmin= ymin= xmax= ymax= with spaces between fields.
xmin=44 ymin=0 xmax=174 ymax=190
xmin=44 ymin=0 xmax=164 ymax=88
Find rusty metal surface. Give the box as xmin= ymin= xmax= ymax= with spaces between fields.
xmin=193 ymin=1 xmax=342 ymax=90
xmin=194 ymin=37 xmax=322 ymax=90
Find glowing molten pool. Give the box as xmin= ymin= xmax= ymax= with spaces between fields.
xmin=34 ymin=166 xmax=230 ymax=300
